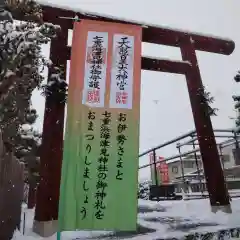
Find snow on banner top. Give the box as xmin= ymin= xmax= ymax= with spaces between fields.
xmin=36 ymin=0 xmax=235 ymax=55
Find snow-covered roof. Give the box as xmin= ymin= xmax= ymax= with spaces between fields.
xmin=166 ymin=157 xmax=201 ymax=164
xmin=178 ymin=168 xmax=204 ymax=176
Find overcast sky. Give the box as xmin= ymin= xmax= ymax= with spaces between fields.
xmin=32 ymin=0 xmax=240 ymax=179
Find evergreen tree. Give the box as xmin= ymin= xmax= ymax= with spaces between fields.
xmin=0 ymin=0 xmax=60 ymax=149
xmin=16 ymin=107 xmax=41 ymax=207
xmin=41 ymin=65 xmax=68 ymax=103
xmin=233 ymin=71 xmax=240 ymax=133
xmin=197 ymin=85 xmax=218 ymax=117
xmin=0 ymin=0 xmax=60 ymax=207
xmin=234 ymin=71 xmax=240 ymax=83
xmin=14 ymin=108 xmax=41 ymax=182
xmin=232 ymin=95 xmax=240 ymax=133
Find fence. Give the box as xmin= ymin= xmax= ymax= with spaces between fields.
xmin=139 ymin=129 xmax=240 ymax=198
xmin=0 ymin=132 xmax=25 ymax=240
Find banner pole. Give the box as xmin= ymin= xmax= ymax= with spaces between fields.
xmin=57 ymin=231 xmax=61 ymax=240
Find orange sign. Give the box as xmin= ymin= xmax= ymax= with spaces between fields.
xmin=150 ymin=154 xmax=169 ymax=184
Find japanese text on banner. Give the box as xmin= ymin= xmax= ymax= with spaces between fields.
xmin=94 ymin=111 xmax=112 ymax=220
xmin=116 ymin=113 xmax=128 ymax=180
xmin=80 ymin=110 xmax=96 ymax=220
xmin=82 ymin=31 xmax=108 ymax=108
xmin=110 ymin=34 xmax=134 ymax=109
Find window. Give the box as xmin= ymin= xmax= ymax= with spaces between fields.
xmin=233 ymin=149 xmax=240 ymax=165
xmin=172 ymin=166 xmax=178 ymax=174
xmin=221 ymin=155 xmax=230 ymax=162
xmin=184 ymin=161 xmax=194 ymax=168
xmin=197 ymin=161 xmax=202 ymax=168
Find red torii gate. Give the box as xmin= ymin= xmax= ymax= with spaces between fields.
xmin=34 ymin=3 xmax=235 ymax=230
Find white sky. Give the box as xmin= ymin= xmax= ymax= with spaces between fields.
xmin=32 ymin=0 xmax=240 ymax=180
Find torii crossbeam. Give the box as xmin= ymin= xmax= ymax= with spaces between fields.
xmin=32 ymin=3 xmax=234 ymax=236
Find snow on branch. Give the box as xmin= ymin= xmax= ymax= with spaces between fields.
xmin=41 ymin=65 xmax=68 ymax=103
xmin=5 ymin=0 xmax=43 ymax=22
xmin=232 ymin=74 xmax=240 ymax=133
xmin=234 ymin=71 xmax=240 ymax=83
xmin=233 ymin=95 xmax=240 ymax=101
xmin=0 ymin=20 xmax=60 ymax=100
xmin=197 ymin=85 xmax=218 ymax=117
xmin=235 ymin=101 xmax=240 ymax=110
xmin=19 ymin=123 xmax=41 ymax=144
xmin=0 ymin=2 xmax=60 ymax=151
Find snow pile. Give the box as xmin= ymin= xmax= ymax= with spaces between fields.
xmin=11 ymin=230 xmax=37 ymax=240
xmin=13 ymin=198 xmax=240 ymax=240
xmin=138 ymin=180 xmax=151 ymax=200
xmin=41 ymin=66 xmax=68 ymax=103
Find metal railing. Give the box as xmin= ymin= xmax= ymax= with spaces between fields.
xmin=138 ymin=129 xmax=240 ymax=188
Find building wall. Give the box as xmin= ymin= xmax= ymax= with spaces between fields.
xmin=220 ymin=144 xmax=237 ymax=169
xmin=166 ymin=144 xmax=238 ymax=182
xmin=167 ymin=160 xmax=202 ymax=182
xmin=167 ymin=162 xmax=182 ymax=182
xmin=149 ymin=143 xmax=238 ymax=183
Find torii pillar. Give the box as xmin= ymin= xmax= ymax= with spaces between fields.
xmin=33 ymin=12 xmax=69 ymax=236
xmin=33 ymin=5 xmax=234 ymax=237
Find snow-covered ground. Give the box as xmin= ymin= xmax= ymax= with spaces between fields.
xmin=12 ymin=198 xmax=240 ymax=240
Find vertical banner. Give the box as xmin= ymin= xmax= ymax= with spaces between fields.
xmin=158 ymin=157 xmax=169 ymax=184
xmin=149 ymin=154 xmax=169 ymax=185
xmin=59 ymin=20 xmax=142 ymax=232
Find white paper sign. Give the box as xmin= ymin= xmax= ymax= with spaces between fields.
xmin=109 ymin=34 xmax=134 ymax=109
xmin=82 ymin=31 xmax=108 ymax=108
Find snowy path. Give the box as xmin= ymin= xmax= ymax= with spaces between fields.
xmin=13 ymin=198 xmax=240 ymax=240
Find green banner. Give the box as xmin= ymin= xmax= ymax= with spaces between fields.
xmin=58 ymin=20 xmax=142 ymax=231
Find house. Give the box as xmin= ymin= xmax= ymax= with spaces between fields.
xmin=220 ymin=143 xmax=237 ymax=169
xmin=170 ymin=141 xmax=240 ymax=191
xmin=166 ymin=143 xmax=238 ymax=183
xmin=166 ymin=154 xmax=203 ymax=182
xmin=148 ymin=137 xmax=240 ymax=186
